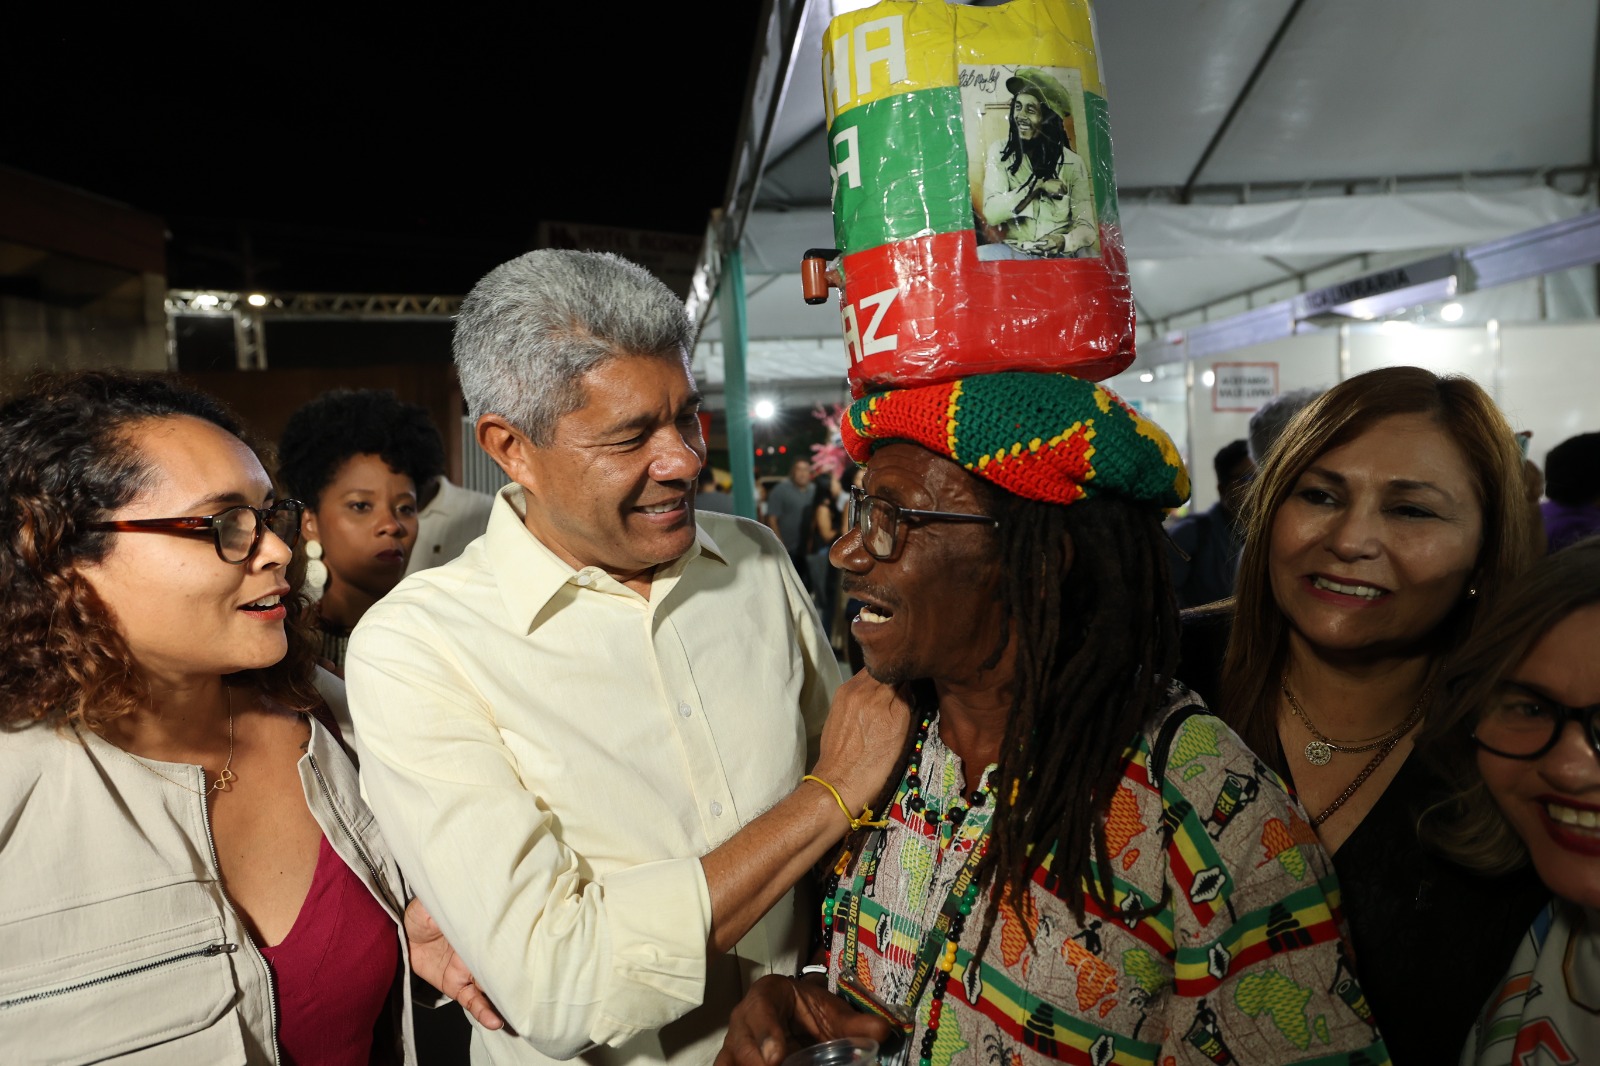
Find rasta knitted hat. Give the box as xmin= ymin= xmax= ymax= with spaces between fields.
xmin=841 ymin=372 xmax=1189 ymax=509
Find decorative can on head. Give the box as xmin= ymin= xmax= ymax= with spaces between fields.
xmin=842 ymin=372 xmax=1190 ymax=510
xmin=823 ymin=0 xmax=1133 ymax=397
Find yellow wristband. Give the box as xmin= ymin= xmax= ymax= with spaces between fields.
xmin=804 ymin=774 xmax=889 ymax=832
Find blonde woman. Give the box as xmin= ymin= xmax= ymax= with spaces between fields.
xmin=1211 ymin=367 xmax=1548 ymax=1063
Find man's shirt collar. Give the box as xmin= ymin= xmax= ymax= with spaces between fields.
xmin=487 ymin=484 xmax=728 ymax=632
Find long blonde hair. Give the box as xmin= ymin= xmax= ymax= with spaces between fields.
xmin=1218 ymin=366 xmax=1537 ymax=769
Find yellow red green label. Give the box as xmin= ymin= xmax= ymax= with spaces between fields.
xmin=822 ymin=0 xmax=1103 ymax=123
xmin=822 ymin=0 xmax=1137 ymax=390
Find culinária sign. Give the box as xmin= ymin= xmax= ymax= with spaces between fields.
xmin=1295 ymin=253 xmax=1460 ymax=318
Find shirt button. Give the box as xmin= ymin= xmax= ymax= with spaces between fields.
xmin=678 ymin=701 xmax=693 ymax=718
xmin=710 ymin=802 xmax=724 ymax=818
xmin=575 ymin=572 xmax=592 ymax=587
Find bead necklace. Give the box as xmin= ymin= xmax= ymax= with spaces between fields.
xmin=824 ymin=707 xmax=996 ymax=1066
xmin=917 ymin=873 xmax=983 ymax=1066
xmin=903 ymin=709 xmax=995 ymax=1064
xmin=116 ymin=688 xmax=238 ymax=797
xmin=1281 ymin=674 xmax=1427 ymax=767
xmin=901 ymin=709 xmax=993 ymax=851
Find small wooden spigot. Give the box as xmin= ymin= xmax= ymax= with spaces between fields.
xmin=801 ymin=248 xmax=841 ymax=305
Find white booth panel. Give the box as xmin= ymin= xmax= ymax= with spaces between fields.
xmin=1116 ymin=319 xmax=1600 ymax=514
xmin=1498 ymin=322 xmax=1600 ymax=470
xmin=1345 ymin=326 xmax=1497 ymax=392
xmin=1142 ymin=397 xmax=1190 ymax=469
xmin=1188 ymin=334 xmax=1341 ymax=511
xmin=1106 ymin=363 xmax=1190 ymax=488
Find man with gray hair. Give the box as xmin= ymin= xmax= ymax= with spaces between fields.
xmin=1245 ymin=385 xmax=1323 ymax=464
xmin=346 ymin=250 xmax=908 ymax=1066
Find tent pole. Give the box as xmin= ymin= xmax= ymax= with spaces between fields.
xmin=719 ymin=246 xmax=758 ymax=520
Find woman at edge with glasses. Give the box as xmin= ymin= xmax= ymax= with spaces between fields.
xmin=1420 ymin=539 xmax=1600 ymax=1064
xmin=0 ymin=373 xmax=498 ymax=1065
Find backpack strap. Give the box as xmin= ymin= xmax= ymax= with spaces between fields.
xmin=1149 ymin=699 xmax=1209 ymax=793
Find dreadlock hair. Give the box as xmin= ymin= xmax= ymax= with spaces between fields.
xmin=836 ymin=487 xmax=1181 ymax=965
xmin=968 ymin=488 xmax=1181 ymax=961
xmin=1000 ymin=90 xmax=1070 ymax=199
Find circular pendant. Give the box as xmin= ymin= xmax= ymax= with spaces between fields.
xmin=1305 ymin=740 xmax=1333 ymax=766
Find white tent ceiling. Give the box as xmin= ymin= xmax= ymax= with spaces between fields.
xmin=696 ymin=0 xmax=1599 ymax=386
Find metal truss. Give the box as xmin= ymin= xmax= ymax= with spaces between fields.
xmin=166 ymin=289 xmax=462 ymax=318
xmin=165 ymin=289 xmax=463 ymax=370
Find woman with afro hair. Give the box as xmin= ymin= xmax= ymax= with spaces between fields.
xmin=278 ymin=389 xmax=441 ymax=672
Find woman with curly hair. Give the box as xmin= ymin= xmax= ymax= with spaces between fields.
xmin=277 ymin=389 xmax=434 ymax=672
xmin=0 ymin=371 xmax=497 ymax=1064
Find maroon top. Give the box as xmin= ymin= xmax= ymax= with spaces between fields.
xmin=260 ymin=835 xmax=399 ymax=1065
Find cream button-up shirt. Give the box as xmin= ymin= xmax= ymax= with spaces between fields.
xmin=346 ymin=486 xmax=838 ymax=1066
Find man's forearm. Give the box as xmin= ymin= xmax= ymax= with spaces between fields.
xmin=700 ymin=779 xmax=845 ymax=956
xmin=703 ymin=669 xmax=911 ymax=958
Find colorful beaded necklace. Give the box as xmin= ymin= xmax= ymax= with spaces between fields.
xmin=902 ymin=709 xmax=994 ymax=853
xmin=825 ymin=709 xmax=996 ymax=1066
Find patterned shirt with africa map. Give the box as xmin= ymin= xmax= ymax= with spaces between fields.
xmin=823 ymin=689 xmax=1392 ymax=1066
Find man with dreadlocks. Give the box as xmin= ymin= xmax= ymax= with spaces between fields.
xmin=978 ymin=69 xmax=1098 ymax=260
xmin=715 ymin=373 xmax=1390 ymax=1066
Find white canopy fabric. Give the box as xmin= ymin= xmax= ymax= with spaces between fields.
xmin=1122 ymin=188 xmax=1589 ymax=260
xmin=697 ymin=0 xmax=1599 ymax=388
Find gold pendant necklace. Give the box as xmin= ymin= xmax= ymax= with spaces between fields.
xmin=1281 ymin=676 xmax=1429 ymax=825
xmin=1282 ymin=675 xmax=1425 ymax=767
xmin=118 ymin=688 xmax=237 ymax=796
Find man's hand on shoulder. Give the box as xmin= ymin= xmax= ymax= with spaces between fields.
xmin=699 ymin=672 xmax=910 ymax=956
xmin=810 ymin=670 xmax=913 ymax=816
xmin=715 ymin=975 xmax=891 ymax=1066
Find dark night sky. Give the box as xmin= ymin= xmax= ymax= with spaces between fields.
xmin=2 ymin=14 xmax=763 ymax=294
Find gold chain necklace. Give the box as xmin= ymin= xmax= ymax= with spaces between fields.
xmin=1307 ymin=730 xmax=1409 ymax=827
xmin=117 ymin=688 xmax=237 ymax=796
xmin=1281 ymin=675 xmax=1426 ymax=767
xmin=1281 ymin=677 xmax=1429 ymax=826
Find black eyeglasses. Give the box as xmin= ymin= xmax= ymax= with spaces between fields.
xmin=89 ymin=500 xmax=305 ymax=564
xmin=844 ymin=485 xmax=998 ymax=561
xmin=1474 ymin=681 xmax=1600 ymax=760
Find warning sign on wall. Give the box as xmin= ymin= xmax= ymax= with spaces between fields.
xmin=1212 ymin=362 xmax=1279 ymax=412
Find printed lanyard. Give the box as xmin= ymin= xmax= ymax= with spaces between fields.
xmin=837 ymin=817 xmax=991 ymax=1016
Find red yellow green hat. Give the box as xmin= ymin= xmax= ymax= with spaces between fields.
xmin=842 ymin=372 xmax=1189 ymax=509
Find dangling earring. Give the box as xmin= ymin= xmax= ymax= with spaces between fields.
xmin=1467 ymin=585 xmax=1478 ymax=599
xmin=304 ymin=539 xmax=329 ymax=590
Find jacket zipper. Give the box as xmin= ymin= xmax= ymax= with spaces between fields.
xmin=307 ymin=753 xmax=400 ymax=917
xmin=200 ymin=768 xmax=280 ymax=1066
xmin=0 ymin=942 xmax=237 ymax=1010
xmin=308 ymin=749 xmax=415 ymax=1064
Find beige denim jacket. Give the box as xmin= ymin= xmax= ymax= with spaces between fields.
xmin=0 ymin=691 xmax=421 ymax=1066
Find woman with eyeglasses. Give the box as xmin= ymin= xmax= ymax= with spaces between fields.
xmin=0 ymin=372 xmax=498 ymax=1064
xmin=1420 ymin=539 xmax=1600 ymax=1063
